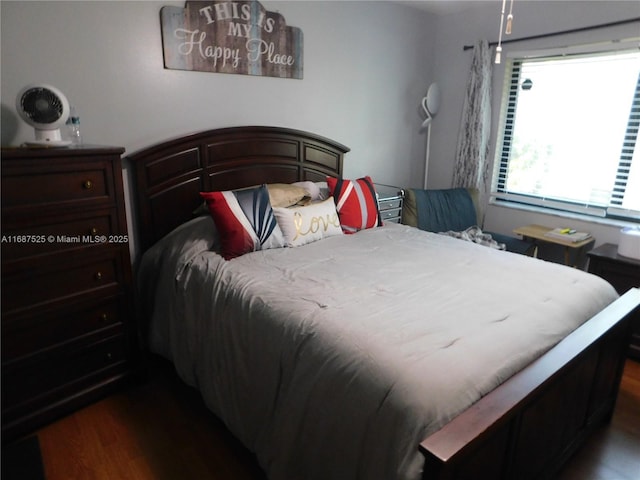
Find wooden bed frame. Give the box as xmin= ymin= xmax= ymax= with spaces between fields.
xmin=127 ymin=126 xmax=640 ymax=480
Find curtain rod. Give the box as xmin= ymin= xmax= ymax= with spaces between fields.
xmin=463 ymin=17 xmax=640 ymax=51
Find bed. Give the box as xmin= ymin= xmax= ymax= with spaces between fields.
xmin=128 ymin=126 xmax=640 ymax=480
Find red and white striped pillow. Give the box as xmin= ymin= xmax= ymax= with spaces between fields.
xmin=327 ymin=176 xmax=381 ymax=234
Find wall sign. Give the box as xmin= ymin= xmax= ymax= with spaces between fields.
xmin=161 ymin=1 xmax=303 ymax=79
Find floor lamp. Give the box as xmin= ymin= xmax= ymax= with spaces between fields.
xmin=421 ymin=83 xmax=440 ymax=189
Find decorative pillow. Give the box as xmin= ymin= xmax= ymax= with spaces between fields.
xmin=267 ymin=183 xmax=310 ymax=207
xmin=200 ymin=184 xmax=284 ymax=259
xmin=273 ymin=198 xmax=343 ymax=247
xmin=326 ymin=176 xmax=381 ymax=234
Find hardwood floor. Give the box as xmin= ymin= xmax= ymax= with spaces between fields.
xmin=36 ymin=356 xmax=266 ymax=480
xmin=30 ymin=356 xmax=640 ymax=480
xmin=556 ymin=358 xmax=640 ymax=480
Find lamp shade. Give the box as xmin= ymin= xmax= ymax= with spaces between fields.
xmin=420 ymin=83 xmax=439 ymax=128
xmin=425 ymin=83 xmax=440 ymax=116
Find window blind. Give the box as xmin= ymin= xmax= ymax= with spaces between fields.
xmin=492 ymin=48 xmax=640 ymax=221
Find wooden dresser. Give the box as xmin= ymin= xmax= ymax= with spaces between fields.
xmin=1 ymin=145 xmax=137 ymax=441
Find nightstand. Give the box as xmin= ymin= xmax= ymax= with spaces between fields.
xmin=587 ymin=243 xmax=640 ymax=360
xmin=375 ymin=184 xmax=404 ymax=224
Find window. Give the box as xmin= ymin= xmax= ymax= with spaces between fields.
xmin=492 ymin=45 xmax=640 ymax=222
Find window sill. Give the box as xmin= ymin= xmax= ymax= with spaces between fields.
xmin=489 ymin=198 xmax=640 ymax=229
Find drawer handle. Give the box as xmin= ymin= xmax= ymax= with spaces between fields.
xmin=95 ymin=271 xmax=103 ymax=280
xmin=83 ymin=180 xmax=93 ymax=189
xmin=105 ymin=352 xmax=113 ymax=361
xmin=100 ymin=313 xmax=108 ymax=322
xmin=90 ymin=227 xmax=98 ymax=235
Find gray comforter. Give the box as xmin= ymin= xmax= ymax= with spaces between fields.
xmin=137 ymin=216 xmax=618 ymax=480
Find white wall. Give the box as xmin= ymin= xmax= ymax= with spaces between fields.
xmin=1 ymin=0 xmax=440 ymax=258
xmin=426 ymin=0 xmax=640 ymax=246
xmin=3 ymin=1 xmax=638 ymax=253
xmin=1 ymin=0 xmax=436 ymax=185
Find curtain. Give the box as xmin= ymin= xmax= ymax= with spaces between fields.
xmin=452 ymin=39 xmax=493 ymax=193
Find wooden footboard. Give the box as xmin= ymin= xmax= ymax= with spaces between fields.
xmin=420 ymin=287 xmax=640 ymax=480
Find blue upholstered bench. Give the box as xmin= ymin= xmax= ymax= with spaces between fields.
xmin=401 ymin=188 xmax=535 ymax=255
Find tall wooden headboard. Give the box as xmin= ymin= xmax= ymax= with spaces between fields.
xmin=127 ymin=126 xmax=349 ymax=253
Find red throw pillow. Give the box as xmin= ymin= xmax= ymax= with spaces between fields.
xmin=326 ymin=176 xmax=381 ymax=234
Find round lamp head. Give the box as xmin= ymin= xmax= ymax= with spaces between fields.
xmin=425 ymin=83 xmax=440 ymax=116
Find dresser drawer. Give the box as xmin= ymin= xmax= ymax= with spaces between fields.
xmin=380 ymin=208 xmax=402 ymax=221
xmin=1 ymin=163 xmax=114 ymax=212
xmin=378 ymin=198 xmax=402 ymax=211
xmin=1 ymin=209 xmax=118 ymax=261
xmin=2 ymin=252 xmax=123 ymax=315
xmin=2 ymin=296 xmax=125 ymax=363
xmin=2 ymin=334 xmax=127 ymax=417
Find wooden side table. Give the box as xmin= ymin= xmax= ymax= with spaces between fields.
xmin=513 ymin=224 xmax=594 ymax=267
xmin=587 ymin=243 xmax=640 ymax=360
